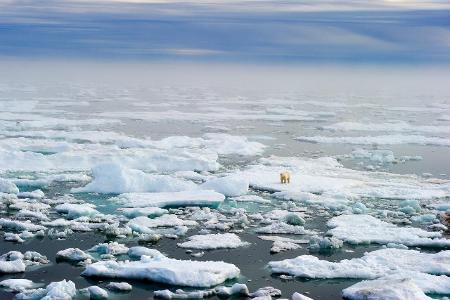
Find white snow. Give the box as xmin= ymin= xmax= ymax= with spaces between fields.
xmin=82 ymin=254 xmax=240 ymax=287
xmin=327 ymin=214 xmax=450 ymax=247
xmin=177 ymin=233 xmax=250 ymax=250
xmin=114 ymin=190 xmax=225 ymax=208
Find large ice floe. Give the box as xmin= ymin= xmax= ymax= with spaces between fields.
xmin=269 ymin=248 xmax=450 ymax=279
xmin=269 ymin=248 xmax=450 ymax=299
xmin=327 ymin=214 xmax=450 ymax=247
xmin=72 ymin=163 xmax=197 ymax=194
xmin=240 ymin=156 xmax=450 ymax=203
xmin=82 ymin=253 xmax=240 ymax=287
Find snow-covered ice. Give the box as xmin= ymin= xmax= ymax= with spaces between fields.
xmin=327 ymin=214 xmax=450 ymax=247
xmin=82 ymin=254 xmax=240 ymax=287
xmin=177 ymin=233 xmax=250 ymax=250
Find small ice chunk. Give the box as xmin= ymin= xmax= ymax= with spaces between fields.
xmin=56 ymin=248 xmax=94 ymax=263
xmin=177 ymin=233 xmax=250 ymax=250
xmin=308 ymin=237 xmax=343 ymax=252
xmin=0 ymin=178 xmax=19 ymax=194
xmin=115 ymin=190 xmax=225 ymax=208
xmin=0 ymin=218 xmax=46 ymax=232
xmin=106 ymin=282 xmax=132 ymax=292
xmin=154 ymin=288 xmax=216 ymax=299
xmin=88 ymin=242 xmax=129 ymax=256
xmin=292 ymin=292 xmax=314 ymax=300
xmin=87 ymin=286 xmax=109 ymax=300
xmin=127 ymin=247 xmax=164 ymax=259
xmin=343 ymin=278 xmax=431 ymax=300
xmin=216 ymin=283 xmax=250 ymax=297
xmin=256 ymin=221 xmax=311 ymax=235
xmin=55 ymin=203 xmax=99 ymax=219
xmin=15 ymin=280 xmax=76 ymax=300
xmin=0 ymin=279 xmax=40 ymax=292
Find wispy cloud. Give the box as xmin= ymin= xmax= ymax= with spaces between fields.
xmin=0 ymin=0 xmax=449 ymax=63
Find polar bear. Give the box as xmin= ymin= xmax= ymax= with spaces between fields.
xmin=280 ymin=171 xmax=290 ymax=184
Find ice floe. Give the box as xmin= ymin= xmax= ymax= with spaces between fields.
xmin=200 ymin=175 xmax=249 ymax=197
xmin=15 ymin=280 xmax=76 ymax=300
xmin=114 ymin=190 xmax=225 ymax=208
xmin=177 ymin=233 xmax=250 ymax=250
xmin=327 ymin=214 xmax=450 ymax=247
xmin=73 ymin=163 xmax=196 ymax=194
xmin=296 ymin=134 xmax=450 ymax=146
xmin=0 ymin=279 xmax=41 ymax=292
xmin=82 ymin=254 xmax=240 ymax=287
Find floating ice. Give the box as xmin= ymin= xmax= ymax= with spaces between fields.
xmin=127 ymin=215 xmax=197 ymax=234
xmin=15 ymin=280 xmax=76 ymax=300
xmin=88 ymin=242 xmax=129 ymax=256
xmin=86 ymin=286 xmax=109 ymax=300
xmin=0 ymin=178 xmax=19 ymax=194
xmin=82 ymin=254 xmax=240 ymax=287
xmin=0 ymin=251 xmax=48 ymax=274
xmin=119 ymin=207 xmax=168 ymax=218
xmin=177 ymin=233 xmax=250 ymax=250
xmin=56 ymin=248 xmax=94 ymax=263
xmin=115 ymin=190 xmax=225 ymax=208
xmin=106 ymin=282 xmax=132 ymax=292
xmin=0 ymin=218 xmax=46 ymax=232
xmin=324 ymin=121 xmax=450 ymax=135
xmin=55 ymin=203 xmax=99 ymax=219
xmin=201 ymin=175 xmax=249 ymax=197
xmin=308 ymin=237 xmax=343 ymax=252
xmin=73 ymin=163 xmax=196 ymax=194
xmin=296 ymin=134 xmax=450 ymax=146
xmin=241 ymin=156 xmax=450 ymax=205
xmin=292 ymin=292 xmax=314 ymax=300
xmin=327 ymin=214 xmax=450 ymax=247
xmin=0 ymin=279 xmax=41 ymax=292
xmin=127 ymin=247 xmax=164 ymax=259
xmin=255 ymin=221 xmax=311 ymax=235
xmin=229 ymin=195 xmax=271 ymax=203
xmin=342 ymin=273 xmax=450 ymax=300
xmin=268 ymin=248 xmax=450 ymax=279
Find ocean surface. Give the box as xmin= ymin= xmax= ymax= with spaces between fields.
xmin=1 ymin=66 xmax=450 ymax=299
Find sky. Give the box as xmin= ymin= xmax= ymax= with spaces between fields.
xmin=1 ymin=0 xmax=450 ymax=64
